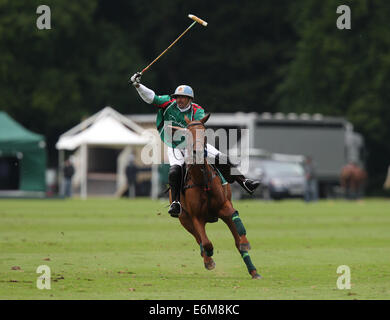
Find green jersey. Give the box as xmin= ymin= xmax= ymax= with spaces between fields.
xmin=154 ymin=94 xmax=205 ymax=148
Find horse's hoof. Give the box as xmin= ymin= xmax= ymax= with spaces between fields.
xmin=250 ymin=270 xmax=262 ymax=279
xmin=204 ymin=259 xmax=216 ymax=270
xmin=239 ymin=242 xmax=251 ymax=251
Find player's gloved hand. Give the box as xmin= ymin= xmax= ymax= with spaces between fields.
xmin=130 ymin=72 xmax=142 ymax=87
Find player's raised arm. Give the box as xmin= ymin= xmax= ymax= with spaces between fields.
xmin=130 ymin=72 xmax=155 ymax=104
xmin=130 ymin=72 xmax=172 ymax=107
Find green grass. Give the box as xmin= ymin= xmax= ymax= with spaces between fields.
xmin=0 ymin=198 xmax=389 ymax=299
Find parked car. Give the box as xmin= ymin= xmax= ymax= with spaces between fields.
xmin=258 ymin=160 xmax=305 ymax=200
xmin=231 ymin=156 xmax=305 ymax=200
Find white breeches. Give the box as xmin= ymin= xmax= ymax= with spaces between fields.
xmin=167 ymin=144 xmax=222 ymax=166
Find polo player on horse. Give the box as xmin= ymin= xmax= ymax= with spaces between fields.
xmin=130 ymin=72 xmax=260 ymax=217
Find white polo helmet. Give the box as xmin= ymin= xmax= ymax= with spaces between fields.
xmin=171 ymin=85 xmax=194 ymax=99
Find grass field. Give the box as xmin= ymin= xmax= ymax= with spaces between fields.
xmin=0 ymin=198 xmax=389 ymax=300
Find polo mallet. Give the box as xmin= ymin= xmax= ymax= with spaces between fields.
xmin=139 ymin=14 xmax=208 ymax=75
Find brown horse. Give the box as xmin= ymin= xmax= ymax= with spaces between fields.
xmin=340 ymin=162 xmax=367 ymax=199
xmin=169 ymin=114 xmax=261 ymax=279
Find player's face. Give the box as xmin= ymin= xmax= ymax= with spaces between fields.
xmin=176 ymin=95 xmax=191 ymax=109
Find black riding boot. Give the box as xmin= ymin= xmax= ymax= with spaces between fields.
xmin=168 ymin=164 xmax=182 ymax=217
xmin=214 ymin=154 xmax=260 ymax=195
xmin=235 ymin=175 xmax=261 ymax=195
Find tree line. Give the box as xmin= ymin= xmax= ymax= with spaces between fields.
xmin=1 ymin=0 xmax=388 ymax=194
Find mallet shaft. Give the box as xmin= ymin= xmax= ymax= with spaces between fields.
xmin=141 ymin=21 xmax=196 ymax=74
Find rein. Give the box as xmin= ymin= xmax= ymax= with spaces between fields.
xmin=183 ymin=162 xmax=217 ymax=192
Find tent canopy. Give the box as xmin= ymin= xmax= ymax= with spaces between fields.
xmin=0 ymin=111 xmax=46 ymax=192
xmin=55 ymin=107 xmax=155 ymax=199
xmin=0 ymin=111 xmax=44 ymax=147
xmin=56 ymin=107 xmax=152 ymax=150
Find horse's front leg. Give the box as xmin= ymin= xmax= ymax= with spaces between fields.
xmin=192 ymin=217 xmax=215 ymax=270
xmin=178 ymin=207 xmax=212 ymax=268
xmin=179 ymin=209 xmax=201 ymax=245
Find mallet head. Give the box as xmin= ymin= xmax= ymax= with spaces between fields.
xmin=138 ymin=14 xmax=208 ymax=75
xmin=188 ymin=14 xmax=208 ymax=27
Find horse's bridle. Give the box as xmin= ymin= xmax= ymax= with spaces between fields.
xmin=186 ymin=121 xmax=204 ymax=128
xmin=183 ymin=121 xmax=215 ymax=193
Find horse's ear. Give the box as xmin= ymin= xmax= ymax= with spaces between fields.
xmin=200 ymin=113 xmax=210 ymax=124
xmin=184 ymin=115 xmax=191 ymax=124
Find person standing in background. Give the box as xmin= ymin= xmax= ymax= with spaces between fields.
xmin=303 ymin=156 xmax=318 ymax=202
xmin=63 ymin=159 xmax=75 ymax=198
xmin=125 ymin=153 xmax=137 ymax=198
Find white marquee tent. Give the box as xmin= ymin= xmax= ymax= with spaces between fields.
xmin=56 ymin=106 xmax=156 ymax=199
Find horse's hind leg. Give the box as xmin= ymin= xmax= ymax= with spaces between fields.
xmin=221 ymin=212 xmax=261 ymax=279
xmin=233 ymin=212 xmax=252 ymax=251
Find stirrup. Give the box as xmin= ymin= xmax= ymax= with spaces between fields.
xmin=242 ymin=179 xmax=260 ymax=195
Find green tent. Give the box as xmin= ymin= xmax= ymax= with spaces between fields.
xmin=0 ymin=111 xmax=46 ymax=192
